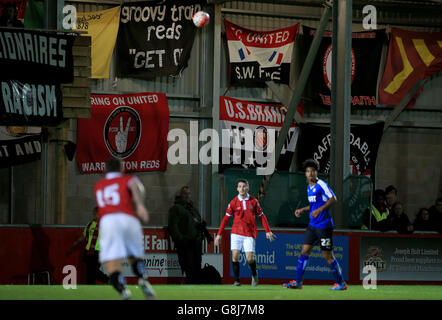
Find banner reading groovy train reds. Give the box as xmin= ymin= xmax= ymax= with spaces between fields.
xmin=296 ymin=122 xmax=384 ymax=179
xmin=303 ymin=26 xmax=386 ymax=107
xmin=219 ymin=96 xmax=299 ymax=172
xmin=224 ymin=19 xmax=298 ymax=85
xmin=378 ymin=27 xmax=442 ymax=107
xmin=76 ymin=93 xmax=169 ymax=173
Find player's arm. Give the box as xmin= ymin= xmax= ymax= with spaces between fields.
xmin=256 ymin=201 xmax=275 ymax=242
xmin=129 ymin=177 xmax=149 ymax=223
xmin=295 ymin=205 xmax=310 ymax=217
xmin=311 ymin=197 xmax=337 ymax=218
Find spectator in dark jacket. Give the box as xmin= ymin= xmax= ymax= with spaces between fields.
xmin=167 ymin=186 xmax=212 ymax=284
xmin=385 ymin=185 xmax=398 ymax=212
xmin=388 ymin=202 xmax=413 ymax=234
xmin=428 ymin=197 xmax=442 ymax=234
xmin=413 ymin=208 xmax=435 ymax=232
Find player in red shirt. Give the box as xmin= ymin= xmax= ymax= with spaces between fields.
xmin=215 ymin=179 xmax=275 ymax=286
xmin=94 ymin=157 xmax=155 ymax=300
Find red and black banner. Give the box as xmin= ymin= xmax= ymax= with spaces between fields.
xmin=116 ymin=0 xmax=204 ymax=79
xmin=296 ymin=122 xmax=384 ymax=181
xmin=76 ymin=93 xmax=169 ymax=173
xmin=303 ymin=27 xmax=386 ymax=108
xmin=225 ymin=19 xmax=298 ymax=85
xmin=219 ymin=96 xmax=300 ymax=172
xmin=379 ymin=27 xmax=442 ymax=107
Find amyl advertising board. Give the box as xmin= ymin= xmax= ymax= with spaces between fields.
xmin=233 ymin=232 xmax=349 ymax=280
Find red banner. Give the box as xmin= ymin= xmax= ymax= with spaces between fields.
xmin=379 ymin=27 xmax=442 ymax=106
xmin=76 ymin=93 xmax=169 ymax=173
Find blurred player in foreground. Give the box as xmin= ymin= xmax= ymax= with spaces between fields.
xmin=215 ymin=179 xmax=275 ymax=286
xmin=94 ymin=157 xmax=156 ymax=300
xmin=283 ymin=159 xmax=347 ymax=291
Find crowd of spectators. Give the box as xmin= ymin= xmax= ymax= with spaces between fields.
xmin=363 ymin=185 xmax=442 ymax=234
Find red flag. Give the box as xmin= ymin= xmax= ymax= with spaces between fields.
xmin=76 ymin=93 xmax=169 ymax=173
xmin=379 ymin=27 xmax=442 ymax=107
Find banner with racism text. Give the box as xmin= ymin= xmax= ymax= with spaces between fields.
xmin=0 ymin=80 xmax=63 ymax=126
xmin=296 ymin=122 xmax=384 ymax=181
xmin=303 ymin=27 xmax=386 ymax=107
xmin=76 ymin=93 xmax=169 ymax=173
xmin=224 ymin=19 xmax=299 ymax=85
xmin=379 ymin=27 xmax=442 ymax=107
xmin=219 ymin=96 xmax=299 ymax=172
xmin=74 ymin=6 xmax=121 ymax=79
xmin=0 ymin=126 xmax=41 ymax=168
xmin=0 ymin=28 xmax=75 ymax=83
xmin=116 ymin=0 xmax=204 ymax=79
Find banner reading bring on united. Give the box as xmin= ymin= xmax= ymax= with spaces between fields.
xmin=219 ymin=96 xmax=299 ymax=172
xmin=225 ymin=19 xmax=299 ymax=85
xmin=76 ymin=93 xmax=169 ymax=173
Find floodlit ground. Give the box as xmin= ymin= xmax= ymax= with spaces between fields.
xmin=1 ymin=284 xmax=442 ymax=300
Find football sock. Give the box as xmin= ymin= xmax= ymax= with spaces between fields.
xmin=131 ymin=259 xmax=146 ymax=279
xmin=296 ymin=254 xmax=309 ymax=284
xmin=248 ymin=260 xmax=257 ymax=277
xmin=232 ymin=261 xmax=240 ymax=281
xmin=329 ymin=258 xmax=345 ymax=285
xmin=110 ymin=271 xmax=126 ymax=293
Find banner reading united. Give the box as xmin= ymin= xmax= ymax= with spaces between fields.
xmin=76 ymin=93 xmax=169 ymax=173
xmin=225 ymin=19 xmax=298 ymax=85
xmin=378 ymin=27 xmax=442 ymax=107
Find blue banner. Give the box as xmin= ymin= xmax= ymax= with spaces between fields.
xmin=231 ymin=232 xmax=349 ymax=280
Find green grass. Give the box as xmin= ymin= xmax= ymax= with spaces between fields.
xmin=1 ymin=284 xmax=442 ymax=300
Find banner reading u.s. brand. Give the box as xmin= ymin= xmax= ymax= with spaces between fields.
xmin=225 ymin=19 xmax=299 ymax=85
xmin=219 ymin=96 xmax=299 ymax=171
xmin=116 ymin=0 xmax=204 ymax=79
xmin=296 ymin=122 xmax=384 ymax=179
xmin=303 ymin=27 xmax=386 ymax=107
xmin=76 ymin=93 xmax=169 ymax=173
xmin=379 ymin=27 xmax=442 ymax=107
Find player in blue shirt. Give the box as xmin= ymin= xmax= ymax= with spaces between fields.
xmin=283 ymin=159 xmax=347 ymax=291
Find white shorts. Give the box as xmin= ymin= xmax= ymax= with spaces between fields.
xmin=99 ymin=213 xmax=144 ymax=263
xmin=230 ymin=233 xmax=255 ymax=253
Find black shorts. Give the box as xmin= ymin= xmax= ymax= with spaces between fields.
xmin=303 ymin=225 xmax=334 ymax=251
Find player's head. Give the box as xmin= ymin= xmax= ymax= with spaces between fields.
xmin=179 ymin=186 xmax=191 ymax=202
xmin=385 ymin=185 xmax=398 ymax=206
xmin=237 ymin=179 xmax=249 ymax=197
xmin=303 ymin=159 xmax=319 ymax=182
xmin=105 ymin=157 xmax=122 ymax=173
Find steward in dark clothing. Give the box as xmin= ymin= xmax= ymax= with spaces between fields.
xmin=362 ymin=189 xmax=390 ymax=231
xmin=168 ymin=187 xmax=212 ymax=284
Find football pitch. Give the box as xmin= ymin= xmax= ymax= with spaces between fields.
xmin=1 ymin=284 xmax=442 ymax=300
